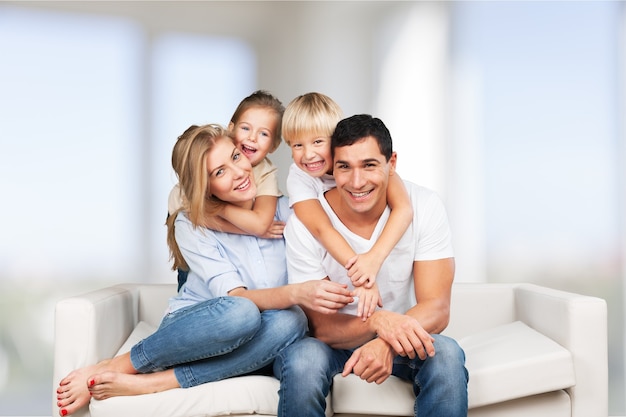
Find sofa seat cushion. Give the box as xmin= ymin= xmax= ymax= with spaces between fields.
xmin=460 ymin=320 xmax=575 ymax=408
xmin=332 ymin=374 xmax=414 ymax=415
xmin=90 ymin=375 xmax=281 ymax=417
xmin=331 ymin=321 xmax=575 ymax=415
xmin=89 ymin=321 xmax=281 ymax=417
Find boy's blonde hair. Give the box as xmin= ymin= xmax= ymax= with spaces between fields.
xmin=166 ymin=123 xmax=235 ymax=271
xmin=282 ymin=92 xmax=343 ymax=145
xmin=230 ymin=90 xmax=285 ymax=153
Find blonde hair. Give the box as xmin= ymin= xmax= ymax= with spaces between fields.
xmin=282 ymin=92 xmax=343 ymax=145
xmin=230 ymin=90 xmax=285 ymax=153
xmin=166 ymin=124 xmax=235 ymax=271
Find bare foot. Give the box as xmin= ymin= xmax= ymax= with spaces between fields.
xmin=88 ymin=369 xmax=179 ymax=400
xmin=56 ymin=360 xmax=111 ymax=416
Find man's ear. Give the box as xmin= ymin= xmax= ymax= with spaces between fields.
xmin=388 ymin=152 xmax=398 ymax=174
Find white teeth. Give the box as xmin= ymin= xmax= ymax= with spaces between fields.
xmin=351 ymin=190 xmax=370 ymax=198
xmin=236 ymin=178 xmax=250 ymax=190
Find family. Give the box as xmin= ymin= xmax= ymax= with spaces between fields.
xmin=55 ymin=91 xmax=469 ymax=417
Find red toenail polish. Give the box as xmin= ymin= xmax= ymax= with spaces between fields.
xmin=61 ymin=410 xmax=68 ymax=416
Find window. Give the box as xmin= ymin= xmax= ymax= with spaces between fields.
xmin=0 ymin=6 xmax=255 ymax=414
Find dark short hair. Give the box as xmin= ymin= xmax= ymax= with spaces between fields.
xmin=331 ymin=114 xmax=393 ymax=161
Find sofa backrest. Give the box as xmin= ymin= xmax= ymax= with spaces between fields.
xmin=444 ymin=283 xmax=517 ymax=339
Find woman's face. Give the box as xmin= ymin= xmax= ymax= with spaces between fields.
xmin=206 ymin=137 xmax=256 ymax=205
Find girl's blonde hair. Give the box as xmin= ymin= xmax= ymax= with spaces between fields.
xmin=282 ymin=92 xmax=344 ymax=145
xmin=230 ymin=90 xmax=285 ymax=153
xmin=166 ymin=124 xmax=234 ymax=271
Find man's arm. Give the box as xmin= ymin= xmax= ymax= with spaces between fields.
xmin=308 ymin=257 xmax=454 ymax=348
xmin=337 ymin=257 xmax=455 ymax=384
xmin=405 ymin=257 xmax=455 ymax=334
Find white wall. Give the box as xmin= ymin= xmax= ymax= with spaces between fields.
xmin=0 ymin=1 xmax=623 ymax=415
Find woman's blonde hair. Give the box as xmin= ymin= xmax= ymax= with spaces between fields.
xmin=166 ymin=123 xmax=234 ymax=271
xmin=282 ymin=92 xmax=343 ymax=145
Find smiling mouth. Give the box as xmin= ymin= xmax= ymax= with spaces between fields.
xmin=235 ymin=177 xmax=251 ymax=191
xmin=242 ymin=144 xmax=257 ymax=154
xmin=350 ymin=190 xmax=372 ymax=198
xmin=304 ymin=161 xmax=325 ymax=171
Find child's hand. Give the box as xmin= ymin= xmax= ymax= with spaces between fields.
xmin=352 ymin=283 xmax=383 ymax=321
xmin=259 ymin=220 xmax=286 ymax=239
xmin=345 ymin=252 xmax=383 ymax=289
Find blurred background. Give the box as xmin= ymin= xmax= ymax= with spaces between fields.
xmin=0 ymin=0 xmax=624 ymax=415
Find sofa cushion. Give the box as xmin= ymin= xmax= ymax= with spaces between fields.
xmin=90 ymin=375 xmax=282 ymax=417
xmin=101 ymin=321 xmax=333 ymax=417
xmin=331 ymin=321 xmax=575 ymax=415
xmin=332 ymin=374 xmax=414 ymax=415
xmin=96 ymin=321 xmax=282 ymax=417
xmin=460 ymin=320 xmax=575 ymax=408
xmin=115 ymin=321 xmax=156 ymax=356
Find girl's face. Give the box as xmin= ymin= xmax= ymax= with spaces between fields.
xmin=230 ymin=107 xmax=279 ymax=167
xmin=289 ymin=133 xmax=333 ymax=178
xmin=206 ymin=137 xmax=256 ymax=206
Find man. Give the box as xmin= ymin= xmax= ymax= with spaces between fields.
xmin=274 ymin=114 xmax=468 ymax=417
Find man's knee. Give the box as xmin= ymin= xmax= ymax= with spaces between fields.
xmin=427 ymin=335 xmax=468 ymax=384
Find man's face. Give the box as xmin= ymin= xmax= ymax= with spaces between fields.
xmin=332 ymin=136 xmax=395 ymax=215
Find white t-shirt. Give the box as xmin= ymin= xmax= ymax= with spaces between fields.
xmin=286 ymin=162 xmax=336 ymax=208
xmin=285 ymin=181 xmax=454 ymax=316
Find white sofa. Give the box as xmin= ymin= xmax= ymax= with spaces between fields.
xmin=53 ymin=282 xmax=608 ymax=417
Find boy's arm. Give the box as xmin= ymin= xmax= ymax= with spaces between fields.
xmin=352 ymin=282 xmax=383 ymax=320
xmin=211 ymin=195 xmax=279 ymax=237
xmin=348 ymin=174 xmax=413 ymax=287
xmin=293 ymin=199 xmax=356 ymax=267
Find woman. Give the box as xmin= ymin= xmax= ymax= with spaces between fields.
xmin=55 ymin=124 xmax=354 ymax=417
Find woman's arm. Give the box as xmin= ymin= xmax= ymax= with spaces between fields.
xmin=228 ymin=279 xmax=354 ymax=313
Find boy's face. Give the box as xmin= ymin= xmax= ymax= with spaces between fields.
xmin=229 ymin=107 xmax=278 ymax=167
xmin=289 ymin=133 xmax=333 ymax=178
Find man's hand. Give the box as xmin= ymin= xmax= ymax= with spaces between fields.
xmin=371 ymin=310 xmax=435 ymax=359
xmin=294 ymin=280 xmax=354 ymax=314
xmin=342 ymin=338 xmax=394 ymax=384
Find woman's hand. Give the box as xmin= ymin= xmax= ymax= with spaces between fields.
xmin=294 ymin=279 xmax=354 ymax=314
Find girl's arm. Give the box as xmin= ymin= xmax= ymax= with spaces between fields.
xmin=347 ymin=173 xmax=413 ymax=287
xmin=207 ymin=195 xmax=280 ymax=237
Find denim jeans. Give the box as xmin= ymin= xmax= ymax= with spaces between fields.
xmin=130 ymin=296 xmax=308 ymax=388
xmin=273 ymin=334 xmax=468 ymax=417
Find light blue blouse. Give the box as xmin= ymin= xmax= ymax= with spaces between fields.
xmin=168 ymin=196 xmax=292 ymax=313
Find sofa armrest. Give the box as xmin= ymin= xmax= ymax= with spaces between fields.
xmin=514 ymin=283 xmax=608 ymax=417
xmin=52 ymin=285 xmax=140 ymax=417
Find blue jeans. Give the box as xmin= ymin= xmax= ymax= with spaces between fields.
xmin=274 ymin=334 xmax=468 ymax=417
xmin=130 ymin=296 xmax=308 ymax=388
